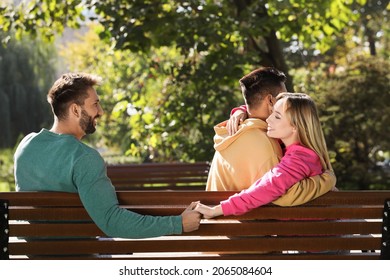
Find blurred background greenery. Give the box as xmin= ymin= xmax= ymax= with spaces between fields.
xmin=0 ymin=0 xmax=389 ymax=191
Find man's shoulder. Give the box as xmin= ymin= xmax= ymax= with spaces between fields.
xmin=232 ymin=118 xmax=266 ymax=138
xmin=19 ymin=130 xmax=40 ymax=143
xmin=235 ymin=123 xmax=272 ymax=143
xmin=72 ymin=141 xmax=102 ymax=160
xmin=34 ymin=129 xmax=102 ymax=159
xmin=241 ymin=118 xmax=267 ymax=129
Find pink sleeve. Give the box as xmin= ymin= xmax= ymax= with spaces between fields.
xmin=221 ymin=146 xmax=322 ymax=216
xmin=230 ymin=105 xmax=247 ymax=116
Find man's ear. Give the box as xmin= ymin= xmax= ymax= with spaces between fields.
xmin=70 ymin=103 xmax=81 ymax=118
xmin=268 ymin=94 xmax=274 ymax=106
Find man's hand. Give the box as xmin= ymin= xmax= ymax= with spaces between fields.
xmin=181 ymin=201 xmax=201 ymax=232
xmin=227 ymin=109 xmax=247 ymax=136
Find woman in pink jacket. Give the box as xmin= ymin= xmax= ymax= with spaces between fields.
xmin=196 ymin=92 xmax=333 ymax=218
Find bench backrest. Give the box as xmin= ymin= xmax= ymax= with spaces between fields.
xmin=1 ymin=190 xmax=389 ymax=260
xmin=106 ymin=162 xmax=210 ymax=189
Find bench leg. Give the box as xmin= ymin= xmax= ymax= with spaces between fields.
xmin=0 ymin=200 xmax=9 ymax=260
xmin=381 ymin=199 xmax=390 ymax=260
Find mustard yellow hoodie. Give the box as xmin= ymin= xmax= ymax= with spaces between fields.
xmin=206 ymin=118 xmax=282 ymax=191
xmin=206 ymin=119 xmax=336 ymax=206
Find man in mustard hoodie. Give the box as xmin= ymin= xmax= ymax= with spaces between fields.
xmin=206 ymin=67 xmax=336 ymax=206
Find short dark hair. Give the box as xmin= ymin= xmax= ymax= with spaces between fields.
xmin=239 ymin=67 xmax=286 ymax=107
xmin=47 ymin=73 xmax=101 ymax=119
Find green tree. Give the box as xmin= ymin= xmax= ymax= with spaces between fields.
xmin=357 ymin=0 xmax=389 ymax=56
xmin=279 ymin=0 xmax=389 ymax=72
xmin=60 ymin=24 xmax=240 ymax=161
xmin=0 ymin=148 xmax=15 ymax=191
xmin=0 ymin=31 xmax=57 ymax=148
xmin=2 ymin=0 xmax=386 ymax=166
xmin=1 ymin=0 xmax=368 ymax=90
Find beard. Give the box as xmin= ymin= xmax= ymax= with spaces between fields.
xmin=79 ymin=109 xmax=97 ymax=135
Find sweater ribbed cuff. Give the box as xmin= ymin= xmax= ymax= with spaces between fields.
xmin=173 ymin=215 xmax=183 ymax=234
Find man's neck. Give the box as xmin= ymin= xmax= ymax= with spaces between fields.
xmin=247 ymin=106 xmax=269 ymax=121
xmin=50 ymin=119 xmax=84 ymax=140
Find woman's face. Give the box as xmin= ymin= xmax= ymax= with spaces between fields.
xmin=266 ymin=98 xmax=298 ymax=146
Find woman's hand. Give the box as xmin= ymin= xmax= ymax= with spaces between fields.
xmin=227 ymin=109 xmax=247 ymax=135
xmin=195 ymin=203 xmax=223 ymax=219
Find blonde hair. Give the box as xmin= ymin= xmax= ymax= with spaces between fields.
xmin=276 ymin=92 xmax=332 ymax=171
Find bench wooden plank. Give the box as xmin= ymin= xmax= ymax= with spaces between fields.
xmin=8 ymin=236 xmax=381 ymax=255
xmin=106 ymin=162 xmax=210 ymax=189
xmin=2 ymin=190 xmax=387 ymax=205
xmin=7 ymin=251 xmax=380 ymax=260
xmin=8 ymin=205 xmax=384 ymax=221
xmin=8 ymin=220 xmax=383 ymax=237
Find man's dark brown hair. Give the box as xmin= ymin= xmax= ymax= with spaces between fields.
xmin=239 ymin=67 xmax=286 ymax=107
xmin=47 ymin=73 xmax=101 ymax=119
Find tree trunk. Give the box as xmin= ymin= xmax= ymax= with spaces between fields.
xmin=365 ymin=26 xmax=377 ymax=56
xmin=262 ymin=30 xmax=294 ymax=91
xmin=233 ymin=0 xmax=293 ymax=91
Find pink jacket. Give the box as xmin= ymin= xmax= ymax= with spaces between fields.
xmin=221 ymin=143 xmax=323 ymax=216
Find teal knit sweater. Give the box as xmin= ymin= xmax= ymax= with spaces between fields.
xmin=14 ymin=129 xmax=182 ymax=238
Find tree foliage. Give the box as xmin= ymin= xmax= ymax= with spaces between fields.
xmin=0 ymin=31 xmax=56 ymax=148
xmin=60 ymin=24 xmax=241 ymax=161
xmin=1 ymin=0 xmax=375 ymax=161
xmin=1 ymin=0 xmax=370 ymax=89
xmin=0 ymin=148 xmax=15 ymax=191
xmin=0 ymin=0 xmax=389 ymax=190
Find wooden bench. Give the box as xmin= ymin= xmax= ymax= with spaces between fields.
xmin=106 ymin=162 xmax=210 ymax=189
xmin=1 ymin=190 xmax=389 ymax=260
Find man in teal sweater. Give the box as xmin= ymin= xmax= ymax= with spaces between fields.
xmin=14 ymin=72 xmax=201 ymax=238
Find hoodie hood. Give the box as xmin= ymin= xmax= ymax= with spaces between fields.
xmin=213 ymin=118 xmax=268 ymax=151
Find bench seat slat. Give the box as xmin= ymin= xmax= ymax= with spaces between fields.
xmin=106 ymin=162 xmax=210 ymax=189
xmin=9 ymin=207 xmax=90 ymax=220
xmin=8 ymin=220 xmax=383 ymax=237
xmin=118 ymin=191 xmax=390 ymax=205
xmin=100 ymin=252 xmax=381 ymax=260
xmin=108 ymin=172 xmax=208 ymax=178
xmin=9 ymin=252 xmax=380 ymax=260
xmin=2 ymin=191 xmax=389 ymax=206
xmin=107 ymin=162 xmax=209 ymax=168
xmin=9 ymin=223 xmax=104 ymax=236
xmin=111 ymin=178 xmax=208 ymax=183
xmin=129 ymin=206 xmax=384 ymax=220
xmin=8 ymin=205 xmax=384 ymax=220
xmin=8 ymin=237 xmax=381 ymax=255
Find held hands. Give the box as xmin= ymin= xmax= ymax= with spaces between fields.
xmin=181 ymin=201 xmax=201 ymax=232
xmin=226 ymin=109 xmax=247 ymax=136
xmin=194 ymin=203 xmax=223 ymax=219
xmin=181 ymin=202 xmax=224 ymax=232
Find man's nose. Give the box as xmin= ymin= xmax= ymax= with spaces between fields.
xmin=98 ymin=105 xmax=104 ymax=116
